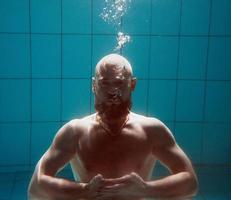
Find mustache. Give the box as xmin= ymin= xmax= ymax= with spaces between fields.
xmin=104 ymin=91 xmax=122 ymax=102
xmin=94 ymin=98 xmax=132 ymax=118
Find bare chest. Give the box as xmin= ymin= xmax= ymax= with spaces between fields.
xmin=75 ymin=126 xmax=155 ymax=179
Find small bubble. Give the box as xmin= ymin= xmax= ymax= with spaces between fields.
xmin=114 ymin=32 xmax=131 ymax=51
xmin=100 ymin=0 xmax=131 ymax=25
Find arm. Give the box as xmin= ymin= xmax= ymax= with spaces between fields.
xmin=97 ymin=120 xmax=198 ymax=200
xmin=144 ymin=120 xmax=198 ymax=199
xmin=27 ymin=121 xmax=88 ymax=200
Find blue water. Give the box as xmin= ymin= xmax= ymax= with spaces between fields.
xmin=0 ymin=0 xmax=231 ymax=199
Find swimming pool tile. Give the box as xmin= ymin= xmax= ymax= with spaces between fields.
xmin=56 ymin=170 xmax=75 ymax=181
xmin=204 ymin=81 xmax=231 ymax=122
xmin=151 ymin=0 xmax=181 ymax=35
xmin=176 ymin=80 xmax=205 ymax=121
xmin=0 ymin=34 xmax=30 ymax=78
xmin=62 ymin=0 xmax=91 ymax=34
xmin=0 ymin=123 xmax=30 ymax=166
xmin=62 ymin=35 xmax=91 ymax=78
xmin=175 ymin=122 xmax=203 ymax=164
xmin=11 ymin=180 xmax=29 ymax=200
xmin=31 ymin=122 xmax=61 ymax=165
xmin=31 ymin=35 xmax=61 ymax=78
xmin=123 ymin=36 xmax=150 ymax=79
xmin=0 ymin=79 xmax=30 ymax=122
xmin=32 ymin=79 xmax=61 ymax=121
xmin=196 ymin=166 xmax=231 ymax=175
xmin=0 ymin=0 xmax=29 ymax=32
xmin=31 ymin=0 xmax=61 ymax=33
xmin=122 ymin=0 xmax=151 ymax=34
xmin=15 ymin=171 xmax=33 ymax=181
xmin=207 ymin=37 xmax=231 ymax=80
xmin=202 ymin=192 xmax=231 ymax=200
xmin=0 ymin=180 xmax=13 ymax=199
xmin=199 ymin=173 xmax=231 ymax=193
xmin=62 ymin=79 xmax=91 ymax=121
xmin=0 ymin=166 xmax=30 ymax=174
xmin=181 ymin=0 xmax=210 ymax=35
xmin=148 ymin=80 xmax=176 ymax=121
xmin=210 ymin=0 xmax=231 ymax=35
xmin=152 ymin=161 xmax=171 ymax=177
xmin=192 ymin=193 xmax=205 ymax=200
xmin=150 ymin=36 xmax=178 ymax=79
xmin=202 ymin=123 xmax=231 ymax=165
xmin=92 ymin=0 xmax=117 ymax=34
xmin=131 ymin=80 xmax=148 ymax=115
xmin=0 ymin=173 xmax=15 ymax=181
xmin=178 ymin=37 xmax=208 ymax=79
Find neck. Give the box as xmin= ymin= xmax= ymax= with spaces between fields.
xmin=96 ymin=112 xmax=130 ymax=134
xmin=99 ymin=112 xmax=129 ymax=125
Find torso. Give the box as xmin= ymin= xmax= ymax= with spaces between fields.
xmin=70 ymin=112 xmax=158 ymax=184
xmin=68 ymin=112 xmax=159 ymax=200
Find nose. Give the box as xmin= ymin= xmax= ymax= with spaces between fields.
xmin=107 ymin=88 xmax=122 ymax=98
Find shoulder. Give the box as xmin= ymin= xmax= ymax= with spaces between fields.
xmin=130 ymin=112 xmax=165 ymax=130
xmin=53 ymin=114 xmax=94 ymax=148
xmin=70 ymin=113 xmax=96 ymax=133
xmin=51 ymin=120 xmax=77 ymax=151
xmin=131 ymin=112 xmax=176 ymax=147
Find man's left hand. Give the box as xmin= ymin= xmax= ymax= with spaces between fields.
xmin=96 ymin=172 xmax=147 ymax=199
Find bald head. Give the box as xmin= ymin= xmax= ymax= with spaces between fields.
xmin=95 ymin=54 xmax=133 ymax=79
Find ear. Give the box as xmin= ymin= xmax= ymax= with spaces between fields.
xmin=131 ymin=77 xmax=137 ymax=91
xmin=92 ymin=77 xmax=96 ymax=93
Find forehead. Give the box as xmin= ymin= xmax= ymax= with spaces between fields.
xmin=97 ymin=64 xmax=128 ymax=79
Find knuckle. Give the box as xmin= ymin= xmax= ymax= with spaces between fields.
xmin=130 ymin=172 xmax=136 ymax=176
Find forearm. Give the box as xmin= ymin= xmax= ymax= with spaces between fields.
xmin=143 ymin=172 xmax=198 ymax=200
xmin=28 ymin=174 xmax=88 ymax=200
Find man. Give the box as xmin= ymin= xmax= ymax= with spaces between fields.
xmin=28 ymin=54 xmax=198 ymax=200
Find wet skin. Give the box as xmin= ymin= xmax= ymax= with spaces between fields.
xmin=70 ymin=112 xmax=158 ymax=200
xmin=28 ymin=54 xmax=198 ymax=200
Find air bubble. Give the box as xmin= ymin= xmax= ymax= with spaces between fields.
xmin=114 ymin=32 xmax=131 ymax=51
xmin=100 ymin=0 xmax=132 ymax=50
xmin=100 ymin=0 xmax=131 ymax=25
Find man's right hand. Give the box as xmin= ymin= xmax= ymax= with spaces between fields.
xmin=84 ymin=174 xmax=105 ymax=199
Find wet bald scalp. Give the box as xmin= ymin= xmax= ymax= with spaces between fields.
xmin=95 ymin=54 xmax=133 ymax=79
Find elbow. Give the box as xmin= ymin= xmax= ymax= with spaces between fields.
xmin=27 ymin=181 xmax=37 ymax=200
xmin=27 ymin=187 xmax=32 ymax=200
xmin=187 ymin=173 xmax=199 ymax=197
xmin=27 ymin=173 xmax=47 ymax=200
xmin=192 ymin=177 xmax=199 ymax=195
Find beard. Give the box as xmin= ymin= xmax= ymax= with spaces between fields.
xmin=94 ymin=96 xmax=132 ymax=119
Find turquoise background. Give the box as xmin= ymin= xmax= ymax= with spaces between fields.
xmin=0 ymin=0 xmax=231 ymax=173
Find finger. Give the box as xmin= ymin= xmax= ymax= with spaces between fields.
xmin=95 ymin=173 xmax=103 ymax=179
xmin=91 ymin=174 xmax=103 ymax=180
xmin=91 ymin=174 xmax=105 ymax=185
xmin=106 ymin=183 xmax=124 ymax=189
xmin=101 ymin=183 xmax=125 ymax=191
xmin=94 ymin=174 xmax=104 ymax=182
xmin=104 ymin=175 xmax=131 ymax=185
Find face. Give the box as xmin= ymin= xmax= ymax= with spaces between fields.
xmin=93 ymin=64 xmax=136 ymax=119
